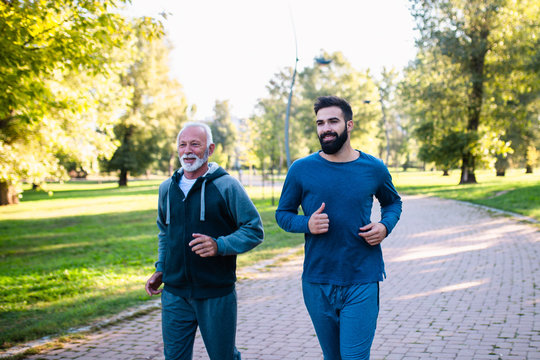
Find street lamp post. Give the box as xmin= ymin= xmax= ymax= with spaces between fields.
xmin=284 ymin=55 xmax=298 ymax=169
xmin=284 ymin=54 xmax=333 ymax=168
xmin=284 ymin=5 xmax=298 ymax=170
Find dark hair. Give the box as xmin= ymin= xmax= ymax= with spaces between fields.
xmin=313 ymin=96 xmax=353 ymax=121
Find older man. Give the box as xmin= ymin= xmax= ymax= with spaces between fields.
xmin=146 ymin=122 xmax=264 ymax=360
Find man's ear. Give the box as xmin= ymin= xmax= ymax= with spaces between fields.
xmin=347 ymin=120 xmax=354 ymax=132
xmin=208 ymin=143 xmax=216 ymax=157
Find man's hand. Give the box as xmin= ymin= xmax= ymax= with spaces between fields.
xmin=308 ymin=202 xmax=329 ymax=234
xmin=359 ymin=223 xmax=387 ymax=246
xmin=145 ymin=271 xmax=163 ymax=296
xmin=189 ymin=233 xmax=218 ymax=257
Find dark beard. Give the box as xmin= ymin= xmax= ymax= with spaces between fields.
xmin=319 ymin=128 xmax=348 ymax=154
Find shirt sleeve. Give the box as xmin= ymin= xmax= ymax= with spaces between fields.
xmin=375 ymin=167 xmax=402 ymax=236
xmin=275 ymin=165 xmax=311 ymax=234
xmin=214 ymin=177 xmax=264 ymax=256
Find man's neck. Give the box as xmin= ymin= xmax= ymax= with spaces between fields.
xmin=319 ymin=145 xmax=359 ymax=163
xmin=183 ymin=163 xmax=209 ymax=179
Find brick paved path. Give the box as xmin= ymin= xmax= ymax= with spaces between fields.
xmin=22 ymin=195 xmax=539 ymax=359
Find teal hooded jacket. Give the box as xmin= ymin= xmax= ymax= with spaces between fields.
xmin=155 ymin=163 xmax=264 ymax=299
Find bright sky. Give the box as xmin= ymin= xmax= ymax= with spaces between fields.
xmin=124 ymin=0 xmax=418 ymax=120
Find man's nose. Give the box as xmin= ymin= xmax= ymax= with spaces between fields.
xmin=321 ymin=123 xmax=332 ymax=132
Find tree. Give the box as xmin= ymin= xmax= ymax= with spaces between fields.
xmin=487 ymin=0 xmax=540 ymax=174
xmin=234 ymin=116 xmax=258 ymax=172
xmin=210 ymin=100 xmax=237 ymax=169
xmin=0 ymin=0 xmax=162 ymax=204
xmin=408 ymin=0 xmax=538 ymax=180
xmin=377 ymin=67 xmax=410 ymax=167
xmin=410 ymin=0 xmax=506 ymax=183
xmin=104 ymin=32 xmax=188 ymax=186
xmin=251 ymin=67 xmax=306 ymax=174
xmin=400 ymin=47 xmax=469 ymax=174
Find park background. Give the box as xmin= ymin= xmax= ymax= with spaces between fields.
xmin=0 ymin=0 xmax=539 ymax=356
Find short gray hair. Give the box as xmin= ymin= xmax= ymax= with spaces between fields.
xmin=176 ymin=122 xmax=214 ymax=150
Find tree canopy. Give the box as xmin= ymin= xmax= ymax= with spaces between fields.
xmin=0 ymin=0 xmax=163 ymax=203
xmin=2 ymin=1 xmax=538 ymax=204
xmin=407 ymin=0 xmax=539 ymax=182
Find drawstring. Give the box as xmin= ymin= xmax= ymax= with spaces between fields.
xmin=166 ymin=181 xmax=172 ymax=225
xmin=200 ymin=178 xmax=207 ymax=221
xmin=166 ymin=172 xmax=208 ymax=223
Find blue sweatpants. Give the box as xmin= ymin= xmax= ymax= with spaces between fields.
xmin=161 ymin=289 xmax=241 ymax=360
xmin=302 ymin=281 xmax=379 ymax=360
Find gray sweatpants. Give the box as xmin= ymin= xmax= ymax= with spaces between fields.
xmin=161 ymin=289 xmax=241 ymax=360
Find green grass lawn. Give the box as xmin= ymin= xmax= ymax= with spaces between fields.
xmin=0 ymin=180 xmax=303 ymax=349
xmin=392 ymin=168 xmax=540 ymax=221
xmin=1 ymin=168 xmax=538 ymax=350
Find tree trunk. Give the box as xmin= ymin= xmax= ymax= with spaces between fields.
xmin=118 ymin=169 xmax=128 ymax=186
xmin=495 ymin=156 xmax=508 ymax=177
xmin=0 ymin=181 xmax=19 ymax=205
xmin=442 ymin=169 xmax=449 ymax=176
xmin=460 ymin=153 xmax=477 ymax=184
xmin=525 ymin=165 xmax=533 ymax=174
xmin=459 ymin=23 xmax=489 ymax=185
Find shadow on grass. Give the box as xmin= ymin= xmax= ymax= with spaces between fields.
xmin=474 ymin=184 xmax=540 ymax=215
xmin=396 ymin=184 xmax=458 ymax=194
xmin=21 ymin=181 xmax=162 ymax=202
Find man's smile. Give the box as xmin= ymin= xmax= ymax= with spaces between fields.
xmin=321 ymin=133 xmax=337 ymax=142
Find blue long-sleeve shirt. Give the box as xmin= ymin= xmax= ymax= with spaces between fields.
xmin=275 ymin=151 xmax=402 ymax=285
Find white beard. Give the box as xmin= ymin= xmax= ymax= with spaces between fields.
xmin=180 ymin=149 xmax=209 ymax=172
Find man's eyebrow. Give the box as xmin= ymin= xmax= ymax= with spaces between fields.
xmin=316 ymin=117 xmax=341 ymax=121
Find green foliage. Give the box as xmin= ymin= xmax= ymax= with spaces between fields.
xmin=377 ymin=67 xmax=410 ymax=166
xmin=0 ymin=0 xmax=132 ymax=129
xmin=211 ymin=144 xmax=229 ymax=169
xmin=211 ymin=100 xmax=237 ymax=167
xmin=251 ymin=69 xmax=290 ymax=171
xmin=406 ymin=0 xmax=540 ymax=183
xmin=400 ymin=42 xmax=471 ymax=172
xmin=486 ymin=0 xmax=540 ymax=171
xmin=234 ymin=117 xmax=258 ymax=169
xmin=0 ymin=0 xmax=164 ymax=203
xmin=417 ymin=130 xmax=471 ymax=172
xmin=103 ymin=33 xmax=189 ymax=185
